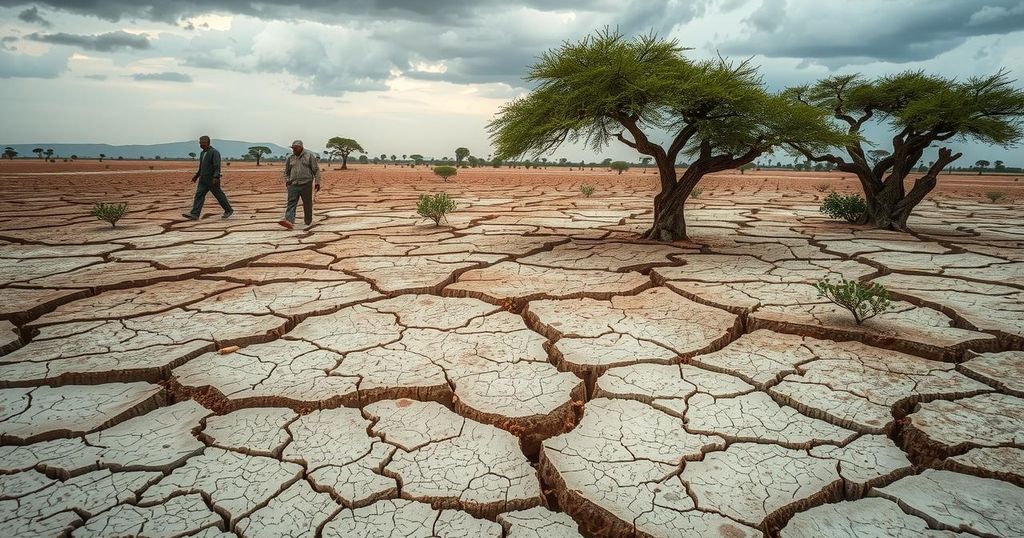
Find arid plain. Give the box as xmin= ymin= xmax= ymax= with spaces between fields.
xmin=1 ymin=160 xmax=1023 ymax=537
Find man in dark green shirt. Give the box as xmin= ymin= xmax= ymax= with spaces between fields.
xmin=182 ymin=135 xmax=233 ymax=220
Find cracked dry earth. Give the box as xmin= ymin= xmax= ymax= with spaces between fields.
xmin=1 ymin=171 xmax=1023 ymax=538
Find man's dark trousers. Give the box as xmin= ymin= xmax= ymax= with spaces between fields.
xmin=284 ymin=182 xmax=313 ymax=225
xmin=191 ymin=177 xmax=232 ymax=216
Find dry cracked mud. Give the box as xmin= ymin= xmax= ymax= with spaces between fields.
xmin=1 ymin=175 xmax=1022 ymax=537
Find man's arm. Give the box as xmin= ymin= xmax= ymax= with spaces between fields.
xmin=192 ymin=152 xmax=201 ymax=181
xmin=311 ymin=153 xmax=322 ymax=187
xmin=283 ymin=155 xmax=292 ymax=183
xmin=211 ymin=149 xmax=221 ymax=180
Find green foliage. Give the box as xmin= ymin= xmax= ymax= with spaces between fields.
xmin=409 ymin=154 xmax=425 ymax=166
xmin=2 ymin=147 xmax=16 ymax=159
xmin=739 ymin=163 xmax=755 ymax=174
xmin=815 ymin=182 xmax=832 ymax=193
xmin=491 ymin=157 xmax=502 ymax=168
xmin=487 ymin=29 xmax=848 ymax=163
xmin=247 ymin=146 xmax=271 ymax=165
xmin=985 ymin=191 xmax=1006 ymax=203
xmin=814 ymin=279 xmax=892 ymax=325
xmin=91 ymin=202 xmax=128 ymax=228
xmin=325 ymin=137 xmax=365 ymax=168
xmin=609 ymin=161 xmax=629 ymax=174
xmin=433 ymin=165 xmax=457 ymax=181
xmin=455 ymin=147 xmax=470 ymax=165
xmin=794 ymin=71 xmax=1024 ymax=149
xmin=820 ymin=192 xmax=867 ymax=223
xmin=416 ymin=193 xmax=457 ymax=225
xmin=690 ymin=187 xmax=703 ymax=198
xmin=580 ymin=184 xmax=596 ymax=197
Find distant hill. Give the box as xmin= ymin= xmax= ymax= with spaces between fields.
xmin=0 ymin=140 xmax=291 ymax=160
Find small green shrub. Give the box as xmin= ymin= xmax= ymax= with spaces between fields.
xmin=433 ymin=165 xmax=457 ymax=181
xmin=815 ymin=183 xmax=831 ymax=193
xmin=985 ymin=191 xmax=1006 ymax=203
xmin=814 ymin=279 xmax=892 ymax=325
xmin=690 ymin=187 xmax=704 ymax=199
xmin=580 ymin=184 xmax=596 ymax=197
xmin=91 ymin=202 xmax=128 ymax=228
xmin=820 ymin=192 xmax=867 ymax=223
xmin=609 ymin=161 xmax=629 ymax=174
xmin=417 ymin=193 xmax=457 ymax=225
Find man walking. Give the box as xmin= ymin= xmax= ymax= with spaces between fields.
xmin=279 ymin=139 xmax=321 ymax=230
xmin=182 ymin=135 xmax=232 ymax=220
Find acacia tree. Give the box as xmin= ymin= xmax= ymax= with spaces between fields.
xmin=325 ymin=137 xmax=364 ymax=170
xmin=786 ymin=71 xmax=1024 ymax=231
xmin=3 ymin=147 xmax=16 ymax=160
xmin=247 ymin=146 xmax=271 ymax=166
xmin=45 ymin=149 xmax=54 ymax=160
xmin=488 ymin=30 xmax=846 ymax=240
xmin=867 ymin=149 xmax=890 ymax=166
xmin=33 ymin=147 xmax=43 ymax=159
xmin=975 ymin=159 xmax=990 ymax=175
xmin=455 ymin=147 xmax=470 ymax=166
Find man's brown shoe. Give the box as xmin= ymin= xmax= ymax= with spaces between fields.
xmin=278 ymin=219 xmax=294 ymax=230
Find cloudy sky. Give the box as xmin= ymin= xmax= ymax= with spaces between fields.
xmin=1 ymin=0 xmax=1023 ymax=164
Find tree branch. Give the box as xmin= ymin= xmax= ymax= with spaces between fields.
xmin=666 ymin=125 xmax=698 ymax=162
xmin=615 ymin=132 xmax=638 ymax=150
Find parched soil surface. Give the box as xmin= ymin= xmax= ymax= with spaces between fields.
xmin=1 ymin=163 xmax=1022 ymax=537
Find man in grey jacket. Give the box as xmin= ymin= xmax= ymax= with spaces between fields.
xmin=278 ymin=139 xmax=321 ymax=230
xmin=182 ymin=135 xmax=233 ymax=220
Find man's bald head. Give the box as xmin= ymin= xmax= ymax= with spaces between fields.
xmin=199 ymin=135 xmax=210 ymax=150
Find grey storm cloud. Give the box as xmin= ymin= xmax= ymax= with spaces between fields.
xmin=18 ymin=6 xmax=52 ymax=26
xmin=723 ymin=0 xmax=1024 ymax=65
xmin=26 ymin=30 xmax=151 ymax=51
xmin=168 ymin=1 xmax=699 ymax=95
xmin=0 ymin=0 xmax=611 ymax=23
xmin=132 ymin=71 xmax=192 ymax=82
xmin=2 ymin=0 xmax=698 ymax=95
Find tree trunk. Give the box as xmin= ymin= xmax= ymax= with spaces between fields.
xmin=341 ymin=154 xmax=348 ymax=170
xmin=864 ymin=184 xmax=910 ymax=231
xmin=863 ymin=148 xmax=958 ymax=232
xmin=644 ymin=196 xmax=687 ymax=241
xmin=641 ymin=165 xmax=691 ymax=242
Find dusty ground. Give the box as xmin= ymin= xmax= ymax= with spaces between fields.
xmin=0 ymin=163 xmax=1022 ymax=537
